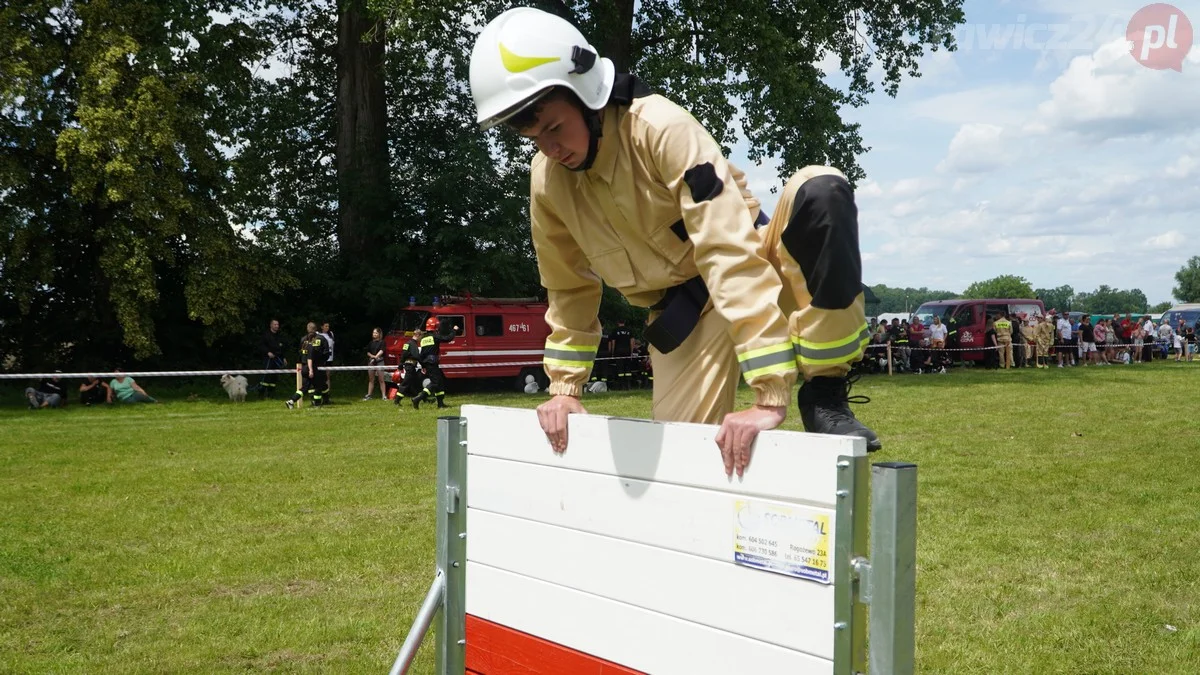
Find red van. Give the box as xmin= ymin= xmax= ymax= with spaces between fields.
xmin=911 ymin=298 xmax=1045 ymax=362
xmin=385 ymin=294 xmax=552 ymax=389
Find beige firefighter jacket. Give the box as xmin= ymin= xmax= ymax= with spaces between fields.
xmin=530 ymin=85 xmax=796 ymax=406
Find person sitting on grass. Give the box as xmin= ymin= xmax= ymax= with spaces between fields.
xmin=79 ymin=376 xmax=111 ymax=405
xmin=25 ymin=372 xmax=65 ymax=409
xmin=109 ymin=370 xmax=158 ymax=404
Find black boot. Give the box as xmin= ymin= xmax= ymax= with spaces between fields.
xmin=436 ymin=394 xmax=447 ymax=409
xmin=797 ymin=375 xmax=881 ymax=451
xmin=412 ymin=391 xmax=425 ymax=410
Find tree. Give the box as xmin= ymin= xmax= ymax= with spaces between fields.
xmin=867 ymin=284 xmax=958 ymax=314
xmin=371 ymin=0 xmax=966 ymax=186
xmin=1173 ymin=256 xmax=1200 ymax=303
xmin=1034 ymin=285 xmax=1074 ymax=313
xmin=336 ymin=0 xmax=392 ymax=265
xmin=1150 ymin=301 xmax=1173 ymax=313
xmin=962 ymin=275 xmax=1034 ymax=300
xmin=1 ymin=1 xmax=296 ymax=367
xmin=1071 ymin=286 xmax=1148 ymax=314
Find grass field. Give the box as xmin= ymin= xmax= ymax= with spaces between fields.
xmin=3 ymin=362 xmax=1200 ymax=674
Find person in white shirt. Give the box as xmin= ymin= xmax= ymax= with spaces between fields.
xmin=928 ymin=315 xmax=948 ymax=347
xmin=1056 ymin=314 xmax=1074 ymax=367
xmin=1158 ymin=321 xmax=1174 ymax=359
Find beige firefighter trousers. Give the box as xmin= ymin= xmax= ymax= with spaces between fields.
xmin=650 ymin=166 xmax=869 ymax=425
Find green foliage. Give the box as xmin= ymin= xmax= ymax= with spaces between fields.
xmin=1070 ymin=286 xmax=1148 ymax=315
xmin=1173 ymin=256 xmax=1200 ymax=303
xmin=867 ymin=284 xmax=959 ymax=314
xmin=1 ymin=1 xmax=296 ymax=367
xmin=419 ymin=0 xmax=968 ymax=185
xmin=1034 ymin=285 xmax=1074 ymax=313
xmin=1150 ymin=301 xmax=1173 ymax=314
xmin=961 ymin=275 xmax=1035 ymax=300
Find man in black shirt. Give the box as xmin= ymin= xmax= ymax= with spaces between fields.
xmin=1078 ymin=316 xmax=1097 ymax=365
xmin=25 ymin=372 xmax=65 ymax=409
xmin=79 ymin=376 xmax=110 ymax=405
xmin=257 ymin=319 xmax=287 ymax=399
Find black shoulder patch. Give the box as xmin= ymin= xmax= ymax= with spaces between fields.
xmin=683 ymin=163 xmax=723 ymax=203
xmin=608 ymin=74 xmax=653 ymax=105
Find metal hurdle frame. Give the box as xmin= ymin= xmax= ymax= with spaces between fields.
xmin=389 ymin=415 xmax=917 ymax=675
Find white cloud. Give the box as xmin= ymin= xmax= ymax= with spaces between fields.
xmin=1025 ymin=40 xmax=1200 ymax=139
xmin=937 ymin=123 xmax=1013 ymax=173
xmin=1165 ymin=155 xmax=1198 ymax=179
xmin=890 ymin=176 xmax=941 ymax=198
xmin=1142 ymin=231 xmax=1185 ymax=250
xmin=908 ymin=84 xmax=1043 ymax=125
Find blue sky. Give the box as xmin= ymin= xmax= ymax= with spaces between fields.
xmin=727 ymin=0 xmax=1200 ymax=305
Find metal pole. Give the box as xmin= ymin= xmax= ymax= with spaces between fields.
xmin=833 ymin=453 xmax=869 ymax=675
xmin=435 ymin=416 xmax=468 ymax=675
xmin=389 ymin=572 xmax=446 ymax=675
xmin=869 ymin=462 xmax=918 ymax=675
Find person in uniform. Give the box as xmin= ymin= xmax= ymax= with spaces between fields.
xmin=393 ymin=331 xmax=426 ymax=408
xmin=1019 ymin=313 xmax=1036 ymax=367
xmin=286 ymin=324 xmax=317 ymax=409
xmin=468 ymin=8 xmax=880 ymax=475
xmin=412 ymin=317 xmax=458 ymax=409
xmin=1034 ymin=314 xmax=1054 ymax=369
xmin=608 ymin=319 xmax=634 ymax=389
xmin=993 ymin=311 xmax=1014 ymax=369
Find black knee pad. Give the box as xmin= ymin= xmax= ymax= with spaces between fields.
xmin=780 ymin=174 xmax=863 ymax=311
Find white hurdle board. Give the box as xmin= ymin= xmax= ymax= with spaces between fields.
xmin=461 ymin=404 xmax=868 ymax=675
xmin=389 ymin=405 xmax=917 ymax=675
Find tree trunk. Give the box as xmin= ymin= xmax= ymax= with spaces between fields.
xmin=336 ymin=0 xmax=389 ymax=262
xmin=590 ymin=0 xmax=636 ymax=73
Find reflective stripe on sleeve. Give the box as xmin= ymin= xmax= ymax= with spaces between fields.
xmin=543 ymin=341 xmax=598 ymax=368
xmin=737 ymin=342 xmax=796 ymax=380
xmin=793 ymin=324 xmax=871 ymax=365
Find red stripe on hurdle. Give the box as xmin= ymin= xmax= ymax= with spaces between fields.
xmin=465 ymin=614 xmax=645 ymax=674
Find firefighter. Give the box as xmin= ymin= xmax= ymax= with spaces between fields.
xmin=286 ymin=323 xmax=317 ymax=409
xmin=609 ymin=320 xmax=634 ymax=389
xmin=1034 ymin=314 xmax=1055 ymax=369
xmin=413 ymin=317 xmax=458 ymax=409
xmin=307 ymin=325 xmax=331 ymax=406
xmin=392 ymin=337 xmax=425 ymax=408
xmin=468 ymin=9 xmax=880 ymax=475
xmin=993 ymin=311 xmax=1014 ymax=369
xmin=1019 ymin=313 xmax=1036 ymax=367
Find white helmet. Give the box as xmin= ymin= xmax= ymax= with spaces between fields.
xmin=469 ymin=7 xmax=615 ymax=130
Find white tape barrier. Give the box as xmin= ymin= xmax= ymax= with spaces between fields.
xmin=0 ymin=355 xmax=649 ymax=381
xmin=864 ymin=339 xmax=1176 ymax=353
xmin=2 ymin=342 xmax=1181 ymax=380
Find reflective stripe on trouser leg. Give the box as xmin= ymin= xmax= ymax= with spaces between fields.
xmin=760 ymin=166 xmax=868 ymax=379
xmin=649 ymin=304 xmax=740 ymax=425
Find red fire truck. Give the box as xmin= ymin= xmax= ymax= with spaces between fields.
xmin=384 ymin=294 xmax=552 ymax=390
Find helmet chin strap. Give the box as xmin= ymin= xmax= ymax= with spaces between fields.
xmin=566 ymin=107 xmax=603 ymax=172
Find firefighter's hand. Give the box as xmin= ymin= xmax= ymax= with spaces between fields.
xmin=715 ymin=405 xmax=786 ymax=479
xmin=537 ymin=395 xmax=587 ymax=454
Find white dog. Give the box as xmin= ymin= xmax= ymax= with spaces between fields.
xmin=221 ymin=374 xmax=249 ymax=402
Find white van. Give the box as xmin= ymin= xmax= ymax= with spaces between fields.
xmin=1161 ymin=303 xmax=1200 ymax=329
